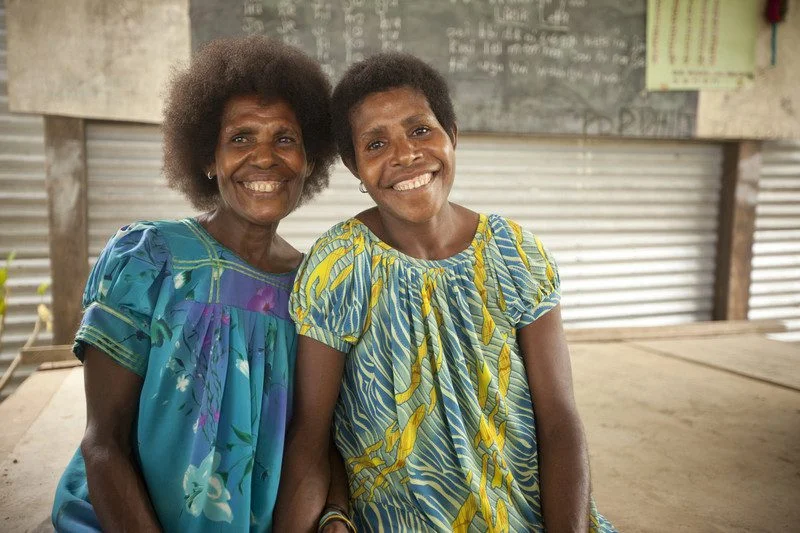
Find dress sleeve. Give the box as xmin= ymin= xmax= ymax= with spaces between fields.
xmin=289 ymin=220 xmax=369 ymax=353
xmin=489 ymin=216 xmax=561 ymax=328
xmin=74 ymin=223 xmax=171 ymax=376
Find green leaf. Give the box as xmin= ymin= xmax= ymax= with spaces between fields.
xmin=232 ymin=425 xmax=253 ymax=445
xmin=152 ymin=318 xmax=172 ymax=347
xmin=0 ymin=268 xmax=7 ymax=286
xmin=238 ymin=457 xmax=254 ymax=494
xmin=6 ymin=251 xmax=16 ymax=265
xmin=37 ymin=282 xmax=50 ymax=296
xmin=266 ymin=322 xmax=277 ymax=350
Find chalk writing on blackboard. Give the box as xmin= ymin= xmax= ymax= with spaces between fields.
xmin=191 ymin=0 xmax=698 ymax=138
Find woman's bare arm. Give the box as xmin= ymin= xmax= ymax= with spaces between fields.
xmin=274 ymin=336 xmax=346 ymax=532
xmin=518 ymin=306 xmax=590 ymax=533
xmin=81 ymin=346 xmax=161 ymax=532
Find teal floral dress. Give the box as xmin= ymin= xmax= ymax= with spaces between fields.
xmin=52 ymin=219 xmax=298 ymax=532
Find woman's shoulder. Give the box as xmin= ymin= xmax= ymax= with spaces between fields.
xmin=138 ymin=218 xmax=202 ymax=242
xmin=483 ymin=213 xmax=558 ymax=281
xmin=485 ymin=214 xmax=555 ymax=256
xmin=98 ymin=218 xmax=208 ymax=270
xmin=481 ymin=214 xmax=561 ymax=326
xmin=99 ymin=220 xmax=166 ymax=257
xmin=115 ymin=218 xmax=235 ymax=259
xmin=306 ymin=216 xmax=371 ymax=256
xmin=108 ymin=219 xmax=189 ymax=245
xmin=293 ymin=216 xmax=372 ymax=295
xmin=485 ymin=213 xmax=530 ymax=242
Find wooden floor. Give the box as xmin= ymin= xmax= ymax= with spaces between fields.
xmin=1 ymin=334 xmax=799 ymax=533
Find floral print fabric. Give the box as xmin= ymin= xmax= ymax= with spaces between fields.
xmin=52 ymin=219 xmax=297 ymax=532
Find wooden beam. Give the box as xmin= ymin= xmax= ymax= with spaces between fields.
xmin=20 ymin=345 xmax=74 ymax=365
xmin=714 ymin=141 xmax=761 ymax=321
xmin=44 ymin=117 xmax=88 ymax=344
xmin=566 ymin=319 xmax=785 ymax=344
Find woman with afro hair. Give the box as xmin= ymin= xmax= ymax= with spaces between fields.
xmin=51 ymin=36 xmax=343 ymax=532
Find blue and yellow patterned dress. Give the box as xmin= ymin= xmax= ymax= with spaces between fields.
xmin=52 ymin=219 xmax=298 ymax=532
xmin=291 ymin=213 xmax=615 ymax=532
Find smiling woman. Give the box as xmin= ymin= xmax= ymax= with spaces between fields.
xmin=276 ymin=53 xmax=617 ymax=533
xmin=50 ymin=37 xmax=340 ymax=533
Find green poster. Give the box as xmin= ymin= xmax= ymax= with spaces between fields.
xmin=647 ymin=0 xmax=759 ymax=90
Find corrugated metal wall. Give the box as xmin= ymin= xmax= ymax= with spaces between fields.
xmin=749 ymin=140 xmax=800 ymax=342
xmin=0 ymin=6 xmax=51 ymax=400
xmin=452 ymin=137 xmax=722 ymax=328
xmin=87 ymin=123 xmax=196 ymax=259
xmin=88 ymin=121 xmax=723 ymax=330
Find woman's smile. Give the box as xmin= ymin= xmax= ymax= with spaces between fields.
xmin=390 ymin=171 xmax=435 ymax=191
xmin=240 ymin=179 xmax=286 ymax=194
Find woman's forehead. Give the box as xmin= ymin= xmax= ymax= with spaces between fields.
xmin=350 ymin=87 xmax=434 ymax=130
xmin=221 ymin=95 xmax=299 ymax=124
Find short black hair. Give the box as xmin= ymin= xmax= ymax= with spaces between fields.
xmin=162 ymin=36 xmax=336 ymax=210
xmin=331 ymin=52 xmax=457 ymax=169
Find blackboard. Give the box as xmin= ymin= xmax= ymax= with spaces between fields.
xmin=190 ymin=0 xmax=698 ymax=138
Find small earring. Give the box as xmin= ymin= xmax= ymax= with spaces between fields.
xmin=359 ymin=181 xmax=368 ymax=194
xmin=207 ymin=172 xmax=215 ymax=181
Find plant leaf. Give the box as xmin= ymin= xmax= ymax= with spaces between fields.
xmin=238 ymin=457 xmax=254 ymax=494
xmin=232 ymin=425 xmax=253 ymax=445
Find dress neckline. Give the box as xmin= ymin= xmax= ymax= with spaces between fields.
xmin=183 ymin=217 xmax=301 ymax=277
xmin=350 ymin=213 xmax=489 ymax=269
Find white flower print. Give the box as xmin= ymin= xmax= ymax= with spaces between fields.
xmin=236 ymin=358 xmax=250 ymax=379
xmin=182 ymin=449 xmax=233 ymax=523
xmin=98 ymin=279 xmax=110 ymax=299
xmin=174 ymin=270 xmax=190 ymax=289
xmin=176 ymin=375 xmax=190 ymax=392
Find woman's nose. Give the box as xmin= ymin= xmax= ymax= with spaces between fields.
xmin=250 ymin=141 xmax=277 ymax=167
xmin=392 ymin=138 xmax=421 ymax=167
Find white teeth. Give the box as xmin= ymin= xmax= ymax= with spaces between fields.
xmin=243 ymin=181 xmax=279 ymax=193
xmin=393 ymin=173 xmax=432 ymax=191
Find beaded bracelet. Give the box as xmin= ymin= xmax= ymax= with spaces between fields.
xmin=317 ymin=510 xmax=356 ymax=532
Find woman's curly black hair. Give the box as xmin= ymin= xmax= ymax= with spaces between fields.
xmin=162 ymin=36 xmax=336 ymax=211
xmin=331 ymin=52 xmax=457 ymax=170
